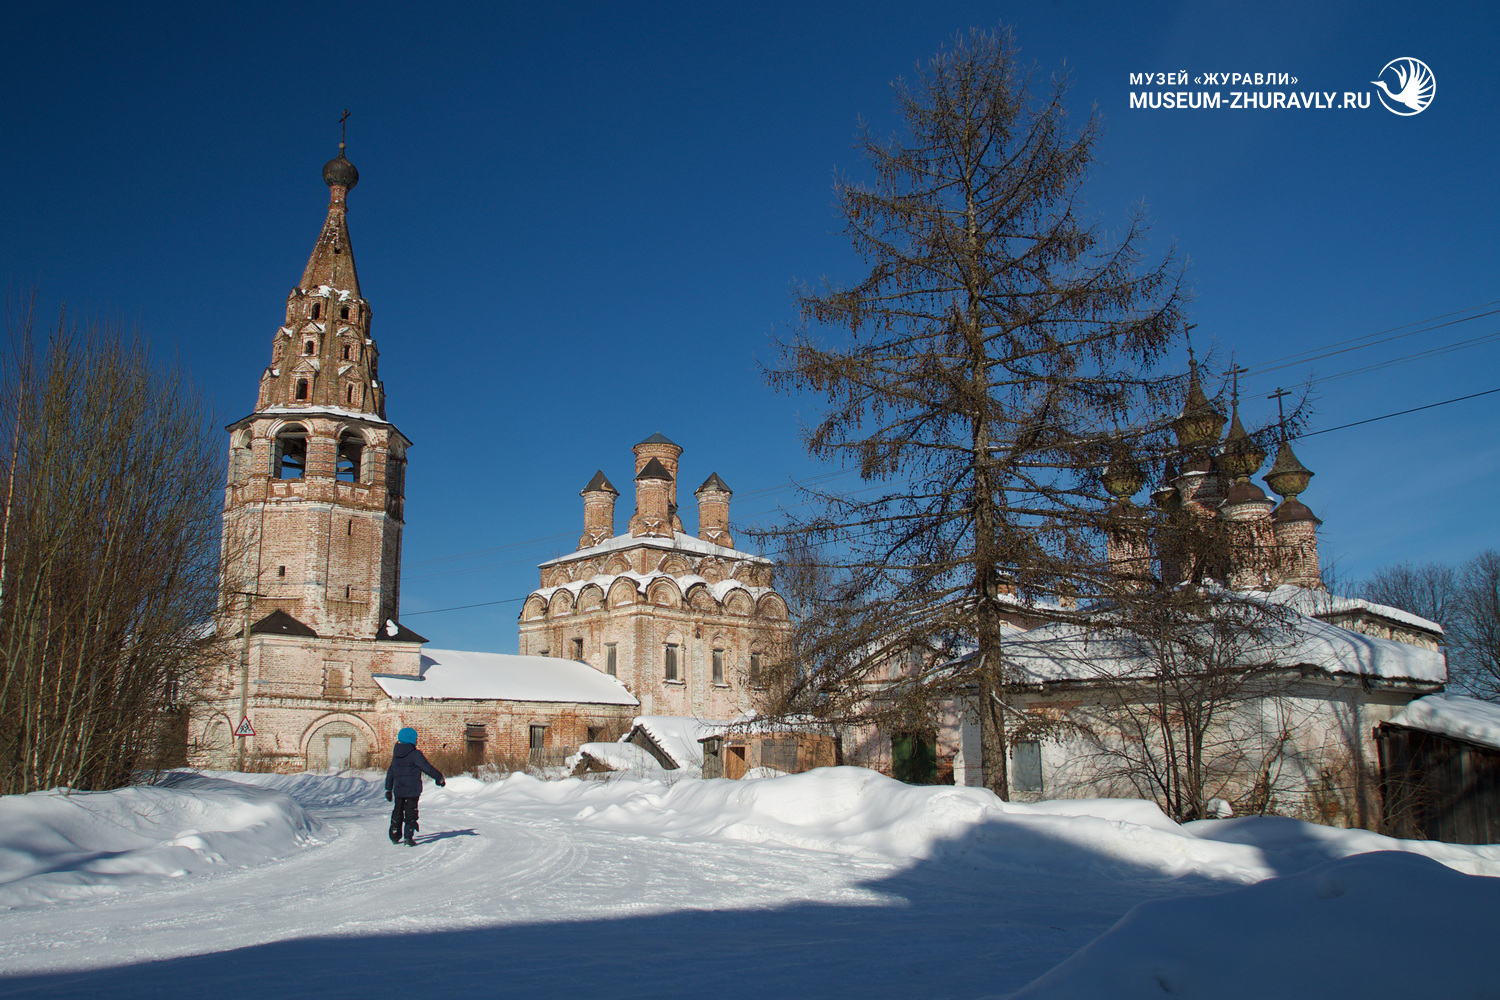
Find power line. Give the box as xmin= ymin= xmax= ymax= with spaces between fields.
xmin=1296 ymin=387 xmax=1500 ymax=439
xmin=401 ymin=300 xmax=1500 ymax=578
xmin=402 ymin=596 xmax=524 ymax=617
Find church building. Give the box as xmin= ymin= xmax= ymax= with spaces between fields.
xmin=519 ymin=434 xmax=792 ymax=719
xmin=191 ymin=143 xmax=787 ymax=773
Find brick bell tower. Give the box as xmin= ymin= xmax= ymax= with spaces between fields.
xmin=204 ymin=135 xmax=425 ymax=771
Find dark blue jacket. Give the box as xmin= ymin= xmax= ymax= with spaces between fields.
xmin=385 ymin=743 xmax=444 ymax=798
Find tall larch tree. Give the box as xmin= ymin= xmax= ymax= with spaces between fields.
xmin=768 ymin=27 xmax=1188 ymax=796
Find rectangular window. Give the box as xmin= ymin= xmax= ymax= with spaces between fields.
xmin=529 ymin=725 xmax=547 ymax=751
xmin=571 ymin=637 xmax=584 ymax=660
xmin=664 ymin=643 xmax=679 ymax=682
xmin=749 ymin=652 xmax=764 ymax=689
xmin=465 ymin=724 xmax=487 ymax=770
xmin=712 ymin=648 xmax=725 ymax=686
xmin=1013 ymin=740 xmax=1043 ymax=793
xmin=605 ymin=643 xmax=617 ymax=676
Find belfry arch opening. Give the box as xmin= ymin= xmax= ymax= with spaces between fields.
xmin=273 ymin=424 xmax=307 ymax=479
xmin=230 ymin=430 xmax=254 ymax=483
xmin=336 ymin=430 xmax=366 ymax=483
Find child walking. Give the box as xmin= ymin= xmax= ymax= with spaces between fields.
xmin=385 ymin=727 xmax=445 ymax=845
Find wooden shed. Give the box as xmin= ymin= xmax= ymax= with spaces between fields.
xmin=1376 ymin=695 xmax=1500 ymax=844
xmin=700 ymin=729 xmax=836 ymax=779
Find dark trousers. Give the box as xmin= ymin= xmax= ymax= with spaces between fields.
xmin=389 ymin=796 xmax=420 ymax=841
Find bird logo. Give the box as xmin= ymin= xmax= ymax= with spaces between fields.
xmin=1371 ymin=57 xmax=1435 ymax=116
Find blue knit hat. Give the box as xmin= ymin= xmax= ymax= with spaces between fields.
xmin=397 ymin=727 xmax=418 ymax=745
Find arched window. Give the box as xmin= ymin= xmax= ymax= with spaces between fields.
xmin=336 ymin=431 xmax=365 ymax=483
xmin=345 ymin=384 xmax=356 ymax=404
xmin=230 ymin=431 xmax=254 ymax=483
xmin=304 ymin=340 xmax=316 ymax=356
xmin=341 ymin=344 xmax=350 ymax=360
xmin=273 ymin=424 xmax=307 ymax=479
xmin=663 ymin=638 xmax=681 ymax=682
xmin=294 ymin=378 xmax=309 ymax=401
xmin=340 ymin=306 xmax=350 ymax=320
xmin=311 ymin=302 xmax=321 ymax=320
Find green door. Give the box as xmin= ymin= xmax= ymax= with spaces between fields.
xmin=892 ymin=731 xmax=938 ymax=784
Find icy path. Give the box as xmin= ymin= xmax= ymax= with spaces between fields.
xmin=1 ymin=775 xmax=1226 ymax=999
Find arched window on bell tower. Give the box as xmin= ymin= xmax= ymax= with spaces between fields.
xmin=231 ymin=430 xmax=255 ymax=483
xmin=273 ymin=424 xmax=308 ymax=479
xmin=336 ymin=430 xmax=365 ymax=483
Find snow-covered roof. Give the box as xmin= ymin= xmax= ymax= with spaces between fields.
xmin=1264 ymin=585 xmax=1444 ymax=636
xmin=706 ymin=714 xmax=834 ymax=739
xmin=1003 ymin=601 xmax=1446 ymax=685
xmin=626 ymin=715 xmax=735 ymax=769
xmin=373 ymin=650 xmax=638 ymax=705
xmin=540 ymin=531 xmax=771 ymax=568
xmin=569 ymin=742 xmax=668 ymax=774
xmin=1388 ymin=695 xmax=1500 ymax=750
xmin=529 ymin=570 xmax=776 ymax=606
xmin=256 ymin=404 xmax=389 ymax=425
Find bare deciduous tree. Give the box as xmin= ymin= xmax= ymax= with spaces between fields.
xmin=1452 ymin=551 xmax=1500 ymax=699
xmin=765 ymin=26 xmax=1187 ymax=795
xmin=1360 ymin=552 xmax=1500 ymax=700
xmin=0 ymin=300 xmax=223 ymax=794
xmin=1055 ymin=583 xmax=1312 ymax=823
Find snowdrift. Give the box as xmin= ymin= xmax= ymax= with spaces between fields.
xmin=430 ymin=766 xmax=1500 ymax=882
xmin=0 ymin=773 xmax=322 ymax=909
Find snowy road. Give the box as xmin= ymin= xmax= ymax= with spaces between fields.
xmin=1 ymin=774 xmax=1230 ymax=999
xmin=9 ymin=770 xmax=1498 ymax=999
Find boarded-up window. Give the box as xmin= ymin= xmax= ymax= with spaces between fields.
xmin=712 ymin=649 xmax=725 ymax=685
xmin=664 ymin=643 xmax=679 ymax=682
xmin=529 ymin=725 xmax=547 ymax=751
xmin=605 ymin=643 xmax=617 ymax=676
xmin=571 ymin=637 xmax=584 ymax=660
xmin=1013 ymin=740 xmax=1043 ymax=793
xmin=749 ymin=652 xmax=764 ymax=689
xmin=465 ymin=724 xmax=487 ymax=770
xmin=322 ymin=664 xmax=346 ymax=698
xmin=761 ymin=737 xmax=798 ymax=773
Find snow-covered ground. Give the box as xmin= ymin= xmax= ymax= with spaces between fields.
xmin=3 ymin=767 xmax=1498 ymax=999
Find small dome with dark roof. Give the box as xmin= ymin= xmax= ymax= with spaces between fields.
xmin=323 ymin=148 xmax=359 ymax=190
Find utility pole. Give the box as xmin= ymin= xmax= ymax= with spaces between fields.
xmin=231 ymin=590 xmax=262 ymax=771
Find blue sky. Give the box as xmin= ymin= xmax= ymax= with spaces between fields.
xmin=3 ymin=1 xmax=1496 ymax=652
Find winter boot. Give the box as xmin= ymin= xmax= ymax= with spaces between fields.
xmin=404 ymin=834 xmax=417 ymax=846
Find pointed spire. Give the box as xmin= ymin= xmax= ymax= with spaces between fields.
xmin=582 ymin=470 xmax=618 ymax=496
xmin=301 ymin=118 xmax=361 ymax=297
xmin=636 ymin=457 xmax=672 ymax=481
xmin=696 ymin=472 xmax=732 ymax=495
